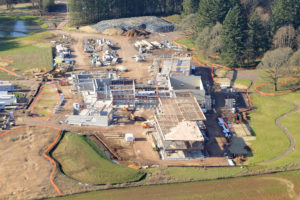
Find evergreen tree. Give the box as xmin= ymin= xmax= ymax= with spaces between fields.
xmin=197 ymin=0 xmax=239 ymax=30
xmin=68 ymin=0 xmax=183 ymax=25
xmin=246 ymin=12 xmax=269 ymax=61
xmin=221 ymin=5 xmax=247 ymax=67
xmin=182 ymin=0 xmax=199 ymax=15
xmin=270 ymin=0 xmax=300 ymax=34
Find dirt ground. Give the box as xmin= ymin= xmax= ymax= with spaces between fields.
xmin=226 ymin=70 xmax=259 ymax=88
xmin=56 ymin=29 xmax=184 ymax=83
xmin=0 ymin=126 xmax=60 ymax=200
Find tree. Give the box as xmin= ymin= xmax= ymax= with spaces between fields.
xmin=196 ymin=23 xmax=223 ymax=56
xmin=197 ymin=0 xmax=237 ymax=30
xmin=240 ymin=0 xmax=259 ymax=17
xmin=259 ymin=48 xmax=293 ymax=91
xmin=182 ymin=0 xmax=199 ymax=15
xmin=246 ymin=12 xmax=269 ymax=61
xmin=270 ymin=0 xmax=300 ymax=34
xmin=196 ymin=26 xmax=211 ymax=50
xmin=67 ymin=0 xmax=184 ymax=25
xmin=178 ymin=13 xmax=198 ymax=34
xmin=288 ymin=50 xmax=300 ymax=76
xmin=221 ymin=5 xmax=247 ymax=67
xmin=3 ymin=0 xmax=15 ymax=9
xmin=273 ymin=25 xmax=296 ymax=49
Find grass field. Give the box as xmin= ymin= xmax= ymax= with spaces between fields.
xmin=49 ymin=170 xmax=300 ymax=200
xmin=33 ymin=84 xmax=59 ymax=118
xmin=264 ymin=91 xmax=300 ymax=168
xmin=0 ymin=32 xmax=54 ymax=77
xmin=165 ymin=166 xmax=248 ymax=181
xmin=175 ymin=37 xmax=196 ymax=49
xmin=234 ymin=79 xmax=252 ymax=89
xmin=52 ymin=132 xmax=145 ymax=185
xmin=161 ymin=14 xmax=181 ymax=25
xmin=0 ymin=14 xmax=53 ymax=79
xmin=247 ymin=94 xmax=293 ymax=164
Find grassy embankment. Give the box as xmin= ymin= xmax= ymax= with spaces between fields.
xmin=32 ymin=84 xmax=59 ymax=118
xmin=52 ymin=132 xmax=145 ymax=185
xmin=49 ymin=170 xmax=300 ymax=200
xmin=0 ymin=16 xmax=52 ymax=79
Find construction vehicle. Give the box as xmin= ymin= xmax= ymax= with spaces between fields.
xmin=141 ymin=120 xmax=156 ymax=128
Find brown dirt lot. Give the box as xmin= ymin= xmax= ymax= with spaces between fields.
xmin=0 ymin=126 xmax=59 ymax=200
xmin=56 ymin=30 xmax=184 ymax=83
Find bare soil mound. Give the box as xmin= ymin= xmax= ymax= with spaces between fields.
xmin=125 ymin=29 xmax=150 ymax=37
xmin=103 ymin=28 xmax=124 ymax=36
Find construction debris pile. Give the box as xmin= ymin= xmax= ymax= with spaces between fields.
xmin=134 ymin=39 xmax=183 ymax=55
xmin=84 ymin=38 xmax=121 ymax=66
xmin=125 ymin=29 xmax=150 ymax=37
xmin=52 ymin=35 xmax=75 ymax=77
xmin=92 ymin=16 xmax=174 ymax=33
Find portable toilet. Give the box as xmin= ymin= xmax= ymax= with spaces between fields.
xmin=125 ymin=133 xmax=135 ymax=142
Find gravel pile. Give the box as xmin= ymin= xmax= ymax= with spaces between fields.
xmin=92 ymin=16 xmax=174 ymax=33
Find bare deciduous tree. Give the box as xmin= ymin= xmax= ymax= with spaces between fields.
xmin=178 ymin=14 xmax=198 ymax=34
xmin=196 ymin=22 xmax=223 ymax=55
xmin=259 ymin=48 xmax=293 ymax=91
xmin=288 ymin=50 xmax=300 ymax=76
xmin=255 ymin=7 xmax=270 ymax=26
xmin=195 ymin=26 xmax=211 ymax=50
xmin=240 ymin=0 xmax=259 ymax=16
xmin=289 ymin=50 xmax=300 ymax=67
xmin=273 ymin=25 xmax=296 ymax=49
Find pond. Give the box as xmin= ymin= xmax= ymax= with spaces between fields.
xmin=0 ymin=20 xmax=41 ymax=37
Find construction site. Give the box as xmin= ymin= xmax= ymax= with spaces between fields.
xmin=0 ymin=13 xmax=256 ymax=200
xmin=1 ymin=30 xmax=255 ymax=167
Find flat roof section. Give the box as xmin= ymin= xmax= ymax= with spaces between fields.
xmin=165 ymin=121 xmax=204 ymax=142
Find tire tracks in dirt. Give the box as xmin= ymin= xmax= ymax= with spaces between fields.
xmin=0 ymin=126 xmax=62 ymax=196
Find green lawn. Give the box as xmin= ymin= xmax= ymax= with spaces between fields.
xmin=52 ymin=132 xmax=145 ymax=185
xmin=234 ymin=79 xmax=252 ymax=89
xmin=161 ymin=14 xmax=181 ymax=25
xmin=49 ymin=170 xmax=300 ymax=200
xmin=175 ymin=37 xmax=195 ymax=49
xmin=0 ymin=32 xmax=54 ymax=78
xmin=264 ymin=91 xmax=300 ymax=168
xmin=0 ymin=14 xmax=53 ymax=79
xmin=0 ymin=44 xmax=53 ymax=73
xmin=247 ymin=94 xmax=293 ymax=164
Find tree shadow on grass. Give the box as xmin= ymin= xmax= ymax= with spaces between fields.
xmin=0 ymin=38 xmax=20 ymax=51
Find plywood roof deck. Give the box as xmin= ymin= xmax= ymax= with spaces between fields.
xmin=159 ymin=93 xmax=206 ymax=121
xmin=156 ymin=93 xmax=206 ymax=142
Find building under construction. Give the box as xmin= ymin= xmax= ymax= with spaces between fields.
xmin=153 ymin=93 xmax=207 ymax=160
xmin=72 ymin=72 xmax=171 ymax=108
